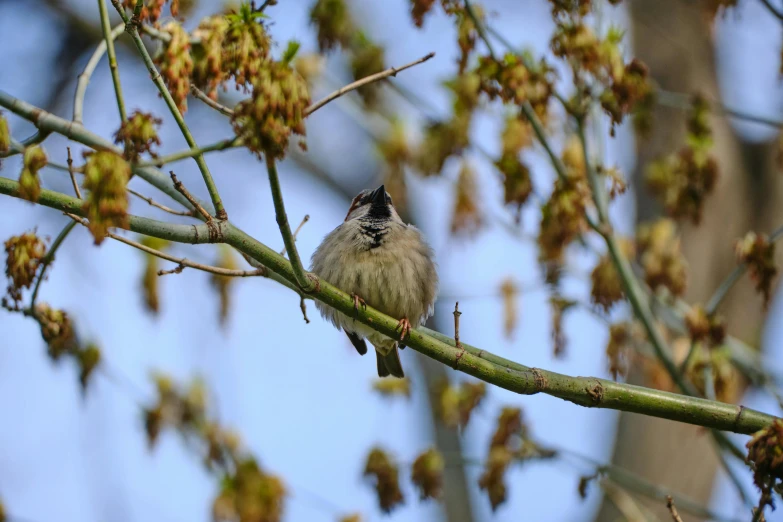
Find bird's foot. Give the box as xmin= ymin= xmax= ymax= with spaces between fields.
xmin=395 ymin=316 xmax=412 ymax=340
xmin=352 ymin=293 xmax=367 ymax=313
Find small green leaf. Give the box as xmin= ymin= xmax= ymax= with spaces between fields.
xmin=282 ymin=40 xmax=301 ymax=65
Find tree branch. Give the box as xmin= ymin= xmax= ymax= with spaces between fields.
xmin=305 ymin=52 xmax=435 ymax=116
xmin=110 ymin=2 xmax=227 ymax=220
xmin=67 ymin=214 xmax=265 ymax=278
xmin=30 ymin=220 xmax=78 ymax=309
xmin=265 ymin=155 xmax=314 ymax=291
xmin=97 ymin=1 xmax=126 ymax=122
xmin=0 ymin=176 xmax=777 ymax=435
xmin=74 ymin=22 xmax=125 ymax=124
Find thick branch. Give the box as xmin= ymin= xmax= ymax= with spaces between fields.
xmin=0 ymin=176 xmax=777 ymax=435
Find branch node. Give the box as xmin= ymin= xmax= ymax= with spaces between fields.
xmin=586 ymin=381 xmax=604 ymax=404
xmin=531 ymin=368 xmax=548 ymax=392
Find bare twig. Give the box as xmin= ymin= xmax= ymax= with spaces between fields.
xmin=666 ymin=496 xmax=684 ymax=522
xmin=299 ymin=295 xmax=310 ymax=324
xmin=170 ymin=171 xmax=212 ymax=222
xmin=66 ymin=213 xmax=265 ymax=278
xmin=464 ymin=0 xmax=496 ymax=59
xmin=190 ymin=85 xmax=234 ymax=117
xmin=453 ymin=302 xmax=462 ymax=349
xmin=304 ymin=52 xmax=435 ymax=116
xmin=66 ymin=147 xmax=82 ymax=199
xmin=279 ymin=214 xmax=310 ymax=256
xmin=657 ymin=89 xmax=783 ymax=130
xmin=137 ymin=137 xmax=240 ymax=168
xmin=128 ymin=187 xmax=195 ymax=217
xmin=759 ymin=0 xmax=783 ymax=21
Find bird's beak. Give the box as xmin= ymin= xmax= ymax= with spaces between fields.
xmin=370 ymin=185 xmax=386 ymax=205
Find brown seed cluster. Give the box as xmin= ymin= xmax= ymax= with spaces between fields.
xmin=81 ymin=151 xmax=132 ymax=244
xmin=210 ymin=244 xmax=239 ymax=327
xmin=590 ymin=239 xmax=634 ymax=311
xmin=113 ymin=111 xmax=162 ymax=162
xmin=736 ymin=231 xmax=778 ymax=307
xmin=155 ymin=22 xmax=194 ymax=114
xmin=451 ymin=161 xmax=483 ymax=236
xmin=19 ymin=145 xmax=47 ymax=203
xmin=231 ymin=59 xmax=310 ymax=159
xmin=3 ymin=231 xmax=46 ymax=304
xmin=363 ymin=447 xmax=404 ymax=513
xmin=478 ymin=407 xmax=531 ymax=511
xmin=438 ymin=380 xmax=487 ymax=428
xmin=636 ymin=219 xmax=688 ymax=297
xmin=746 ymin=419 xmax=783 ymax=516
xmin=646 ymin=94 xmax=718 ymax=224
xmin=139 ymin=236 xmax=170 ymax=315
xmin=411 ymin=448 xmax=445 ymax=500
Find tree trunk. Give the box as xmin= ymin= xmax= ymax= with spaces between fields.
xmin=595 ymin=1 xmax=782 ymax=520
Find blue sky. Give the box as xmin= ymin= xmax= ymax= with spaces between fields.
xmin=1 ymin=1 xmax=783 ymax=521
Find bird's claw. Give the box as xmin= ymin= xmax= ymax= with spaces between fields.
xmin=352 ymin=293 xmax=367 ymax=313
xmin=395 ymin=317 xmax=412 ymax=340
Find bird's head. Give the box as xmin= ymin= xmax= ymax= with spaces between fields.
xmin=344 ymin=185 xmax=402 ymax=224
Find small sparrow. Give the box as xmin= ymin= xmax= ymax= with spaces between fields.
xmin=310 ymin=185 xmax=438 ymax=378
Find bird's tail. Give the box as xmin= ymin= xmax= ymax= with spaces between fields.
xmin=376 ymin=344 xmax=405 ymax=378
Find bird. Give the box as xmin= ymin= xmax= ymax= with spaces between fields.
xmin=310 ymin=185 xmax=438 ymax=378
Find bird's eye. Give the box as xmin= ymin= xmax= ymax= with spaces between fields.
xmin=385 ymin=194 xmax=392 ymax=205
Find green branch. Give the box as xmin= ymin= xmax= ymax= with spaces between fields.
xmin=0 ymin=176 xmax=778 ymax=435
xmin=111 ymin=2 xmax=227 ymax=220
xmin=265 ymin=155 xmax=315 ymax=292
xmin=577 ymin=118 xmax=697 ymax=396
xmin=97 ymin=1 xmax=126 ymax=122
xmin=30 ymin=220 xmax=77 ymax=309
xmin=0 ymin=89 xmax=199 ymax=213
xmin=74 ymin=22 xmax=125 ymax=124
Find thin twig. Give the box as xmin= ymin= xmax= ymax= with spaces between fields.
xmin=666 ymin=496 xmax=684 ymax=522
xmin=66 ymin=213 xmax=265 ymax=278
xmin=170 ymin=171 xmax=212 ymax=222
xmin=111 ymin=1 xmax=227 ymax=220
xmin=0 ymin=130 xmax=51 ymax=159
xmin=74 ymin=22 xmax=125 ymax=124
xmin=657 ymin=89 xmax=783 ymax=129
xmin=190 ymin=85 xmax=234 ymax=116
xmin=453 ymin=302 xmax=462 ymax=349
xmin=66 ymin=147 xmax=82 ymax=199
xmin=299 ymin=295 xmax=310 ymax=324
xmin=705 ymin=223 xmax=783 ymax=315
xmin=30 ymin=221 xmax=78 ymax=309
xmin=98 ymin=0 xmax=126 ymax=122
xmin=279 ymin=214 xmax=310 ymax=256
xmin=265 ymin=155 xmax=315 ymax=291
xmin=136 ymin=137 xmax=240 ymax=168
xmin=759 ymin=0 xmax=783 ymax=21
xmin=128 ymin=187 xmax=195 ymax=217
xmin=464 ymin=0 xmax=496 ymax=59
xmin=305 ymin=52 xmax=435 ymax=116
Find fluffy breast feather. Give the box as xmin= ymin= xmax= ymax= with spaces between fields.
xmin=310 ymin=221 xmax=438 ymax=343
